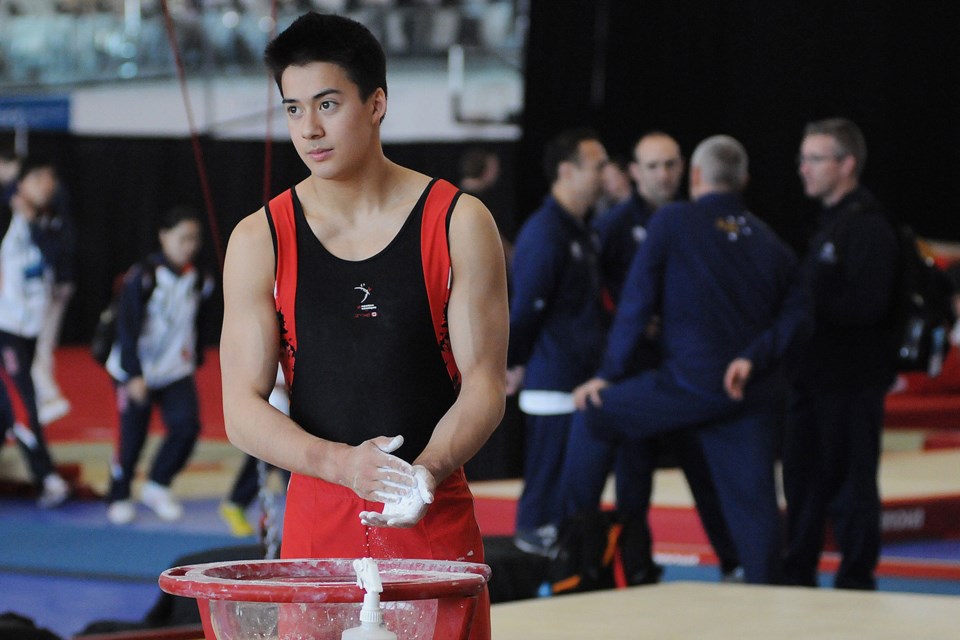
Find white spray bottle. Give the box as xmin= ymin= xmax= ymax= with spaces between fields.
xmin=341 ymin=558 xmax=398 ymax=640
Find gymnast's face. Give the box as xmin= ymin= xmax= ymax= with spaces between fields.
xmin=280 ymin=61 xmax=387 ymax=181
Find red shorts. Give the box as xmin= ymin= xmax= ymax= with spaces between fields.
xmin=282 ymin=468 xmax=490 ymax=640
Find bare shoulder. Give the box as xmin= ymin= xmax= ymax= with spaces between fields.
xmin=229 ymin=207 xmax=272 ymax=247
xmin=224 ymin=207 xmax=274 ymax=290
xmin=448 ymin=193 xmax=505 ymax=268
xmin=449 ymin=192 xmax=498 ymax=236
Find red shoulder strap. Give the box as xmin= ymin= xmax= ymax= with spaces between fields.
xmin=265 ymin=189 xmax=298 ymax=388
xmin=421 ymin=178 xmax=462 ymax=390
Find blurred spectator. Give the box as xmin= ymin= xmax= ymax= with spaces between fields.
xmin=569 ymin=136 xmax=811 ymax=584
xmin=593 ymin=132 xmax=684 ymax=302
xmin=0 ymin=145 xmax=19 ymax=203
xmin=30 ymin=163 xmax=76 ymax=426
xmin=104 ymin=206 xmax=215 ymax=525
xmin=595 ymin=154 xmax=631 ymax=215
xmin=506 ymin=128 xmax=609 ymax=555
xmin=587 ymin=131 xmax=741 ymax=584
xmin=0 ymin=157 xmax=70 ymax=507
xmin=783 ymin=117 xmax=899 ymax=590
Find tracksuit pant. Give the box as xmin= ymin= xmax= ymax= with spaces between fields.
xmin=568 ymin=370 xmax=783 ymax=584
xmin=563 ymin=423 xmax=741 ymax=581
xmin=108 ymin=375 xmax=200 ymax=502
xmin=0 ymin=330 xmax=57 ymax=486
xmin=782 ymin=383 xmax=886 ymax=590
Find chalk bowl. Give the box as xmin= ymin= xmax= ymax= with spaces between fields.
xmin=159 ymin=558 xmax=491 ymax=640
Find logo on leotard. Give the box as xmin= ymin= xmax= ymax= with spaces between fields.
xmin=354 ymin=283 xmax=378 ymax=318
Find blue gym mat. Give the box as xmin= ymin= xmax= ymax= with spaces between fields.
xmin=0 ymin=497 xmax=256 ymax=580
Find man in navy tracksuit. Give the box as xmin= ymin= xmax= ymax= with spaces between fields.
xmin=593 ymin=132 xmax=684 ymax=303
xmin=590 ymin=132 xmax=740 ymax=583
xmin=507 ymin=128 xmax=609 ymax=554
xmin=783 ymin=118 xmax=899 ymax=590
xmin=567 ymin=136 xmax=812 ymax=584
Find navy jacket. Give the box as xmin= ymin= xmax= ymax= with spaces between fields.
xmin=798 ymin=186 xmax=899 ymax=390
xmin=508 ymin=196 xmax=608 ymax=391
xmin=599 ymin=192 xmax=811 ymax=400
xmin=592 ymin=192 xmax=655 ymax=305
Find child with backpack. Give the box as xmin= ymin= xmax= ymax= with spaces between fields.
xmin=104 ymin=207 xmax=215 ymax=525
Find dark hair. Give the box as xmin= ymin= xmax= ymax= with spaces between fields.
xmin=0 ymin=142 xmax=17 ymax=163
xmin=460 ymin=148 xmax=494 ymax=180
xmin=264 ymin=12 xmax=387 ymax=101
xmin=606 ymin=154 xmax=629 ymax=173
xmin=804 ymin=117 xmax=867 ymax=177
xmin=160 ymin=206 xmax=201 ymax=232
xmin=542 ymin=128 xmax=600 ymax=184
xmin=16 ymin=156 xmax=55 ymax=183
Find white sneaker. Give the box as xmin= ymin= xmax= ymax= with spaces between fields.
xmin=38 ymin=397 xmax=71 ymax=426
xmin=38 ymin=473 xmax=69 ymax=508
xmin=107 ymin=500 xmax=136 ymax=525
xmin=140 ymin=481 xmax=183 ymax=521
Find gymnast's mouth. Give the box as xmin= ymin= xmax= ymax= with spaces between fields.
xmin=307 ymin=148 xmax=333 ymax=161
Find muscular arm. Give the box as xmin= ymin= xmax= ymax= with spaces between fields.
xmin=220 ymin=210 xmax=414 ymax=500
xmin=414 ymin=194 xmax=509 ymax=483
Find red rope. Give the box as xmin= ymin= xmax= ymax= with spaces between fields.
xmin=159 ymin=0 xmax=225 ymax=274
xmin=263 ymin=0 xmax=279 ymax=205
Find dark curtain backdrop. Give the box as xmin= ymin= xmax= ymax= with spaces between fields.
xmin=518 ymin=0 xmax=960 ymax=253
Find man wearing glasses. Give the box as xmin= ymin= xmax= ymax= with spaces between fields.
xmin=783 ymin=118 xmax=899 ymax=590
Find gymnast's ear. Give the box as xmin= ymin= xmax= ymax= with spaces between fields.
xmin=370 ymin=87 xmax=387 ymax=125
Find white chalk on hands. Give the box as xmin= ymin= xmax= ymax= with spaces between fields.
xmin=377 ymin=435 xmax=404 ymax=454
xmin=359 ymin=467 xmax=433 ymax=527
xmin=365 ymin=436 xmax=414 ymax=503
xmin=373 ymin=465 xmax=416 ymax=503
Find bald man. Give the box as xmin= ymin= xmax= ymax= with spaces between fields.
xmin=593 ymin=132 xmax=684 ymax=303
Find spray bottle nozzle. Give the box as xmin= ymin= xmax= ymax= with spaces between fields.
xmin=341 ymin=558 xmax=396 ymax=639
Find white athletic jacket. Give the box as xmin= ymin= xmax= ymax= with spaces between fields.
xmin=106 ymin=258 xmax=214 ymax=389
xmin=0 ymin=211 xmax=52 ymax=338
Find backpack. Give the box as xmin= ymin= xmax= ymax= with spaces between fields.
xmin=545 ymin=511 xmax=624 ymax=595
xmin=90 ymin=261 xmax=157 ymax=366
xmin=891 ymin=226 xmax=955 ymax=377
